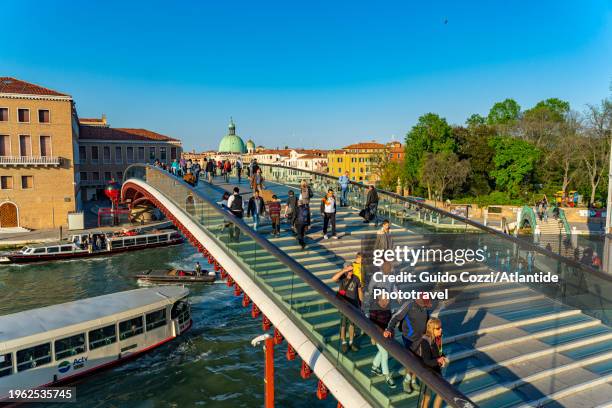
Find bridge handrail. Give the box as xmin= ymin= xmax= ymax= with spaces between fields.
xmin=260 ymin=163 xmax=611 ymax=283
xmin=124 ymin=163 xmax=477 ymax=408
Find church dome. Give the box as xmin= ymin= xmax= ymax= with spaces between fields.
xmin=219 ymin=135 xmax=246 ymax=153
xmin=218 ymin=118 xmax=246 ymax=153
xmin=246 ymin=139 xmax=255 ymax=152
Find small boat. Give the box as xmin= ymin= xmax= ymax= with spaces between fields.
xmin=136 ymin=269 xmax=216 ymax=283
xmin=0 ymin=286 xmax=191 ymax=401
xmin=0 ymin=229 xmax=184 ymax=264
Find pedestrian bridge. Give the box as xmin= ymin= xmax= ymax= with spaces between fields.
xmin=122 ymin=164 xmax=612 ymax=408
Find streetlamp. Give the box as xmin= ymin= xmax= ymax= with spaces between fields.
xmin=251 ymin=333 xmax=274 ymax=408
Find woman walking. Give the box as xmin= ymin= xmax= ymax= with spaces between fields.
xmin=414 ymin=318 xmax=448 ymax=408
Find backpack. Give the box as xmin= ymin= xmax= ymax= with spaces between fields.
xmin=308 ymin=186 xmax=313 ymax=199
xmin=230 ymin=195 xmax=243 ymax=217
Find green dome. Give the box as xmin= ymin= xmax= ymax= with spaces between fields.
xmin=219 ymin=135 xmax=246 ymax=153
xmin=246 ymin=139 xmax=255 ymax=150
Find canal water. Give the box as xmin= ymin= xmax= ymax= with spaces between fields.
xmin=0 ymin=243 xmax=337 ymax=407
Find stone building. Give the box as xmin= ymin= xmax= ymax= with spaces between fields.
xmin=0 ymin=77 xmax=80 ymax=229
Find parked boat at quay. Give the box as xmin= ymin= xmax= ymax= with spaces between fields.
xmin=135 ymin=268 xmax=216 ymax=284
xmin=0 ymin=228 xmax=183 ymax=264
xmin=0 ymin=286 xmax=191 ymax=401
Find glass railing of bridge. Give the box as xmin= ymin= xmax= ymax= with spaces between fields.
xmin=124 ymin=163 xmax=476 ymax=408
xmin=259 ymin=164 xmax=612 ymax=328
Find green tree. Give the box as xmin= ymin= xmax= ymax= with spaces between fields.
xmin=454 ymin=125 xmax=495 ymax=195
xmin=466 ymin=113 xmax=486 ymax=128
xmin=521 ymin=98 xmax=570 ymax=147
xmin=420 ymin=152 xmax=470 ymax=201
xmin=404 ymin=113 xmax=455 ymax=189
xmin=489 ymin=136 xmax=541 ymax=197
xmin=487 ymin=99 xmax=521 ymax=126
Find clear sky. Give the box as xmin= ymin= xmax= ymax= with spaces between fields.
xmin=2 ymin=0 xmax=611 ymax=151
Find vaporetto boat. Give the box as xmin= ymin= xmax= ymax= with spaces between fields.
xmin=0 ymin=286 xmax=191 ymax=400
xmin=0 ymin=228 xmax=184 ymax=264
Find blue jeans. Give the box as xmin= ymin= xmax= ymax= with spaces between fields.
xmin=252 ymin=213 xmax=260 ymax=231
xmin=341 ymin=187 xmax=348 ymax=206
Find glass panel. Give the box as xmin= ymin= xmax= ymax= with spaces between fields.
xmin=16 ymin=343 xmax=51 ymax=372
xmin=89 ymin=324 xmax=117 ymax=349
xmin=119 ymin=316 xmax=144 ymax=340
xmin=55 ymin=333 xmax=86 ymax=360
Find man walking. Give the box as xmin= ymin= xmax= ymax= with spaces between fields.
xmin=320 ymin=188 xmax=338 ymax=239
xmin=227 ymin=187 xmax=244 ymax=242
xmin=247 ymin=189 xmax=265 ymax=231
xmin=338 ymin=171 xmax=350 ymax=207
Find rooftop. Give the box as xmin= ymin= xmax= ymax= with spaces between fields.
xmin=342 ymin=142 xmax=385 ymax=150
xmin=79 ymin=126 xmax=180 ymax=142
xmin=0 ymin=77 xmax=69 ymax=97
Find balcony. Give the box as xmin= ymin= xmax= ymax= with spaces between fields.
xmin=0 ymin=156 xmax=62 ymax=167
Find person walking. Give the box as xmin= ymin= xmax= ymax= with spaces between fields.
xmin=195 ymin=261 xmax=202 ymax=276
xmin=206 ymin=158 xmax=215 ymax=183
xmin=338 ymin=171 xmax=350 ymax=207
xmin=320 ymin=188 xmax=338 ymax=239
xmin=269 ymin=195 xmax=282 ymax=236
xmin=236 ymin=158 xmax=243 ymax=183
xmin=226 ymin=187 xmax=244 ymax=242
xmin=299 ymin=180 xmax=313 ymax=205
xmin=295 ymin=199 xmax=311 ymax=250
xmin=284 ymin=190 xmax=298 ymax=234
xmin=374 ymin=220 xmax=393 ymax=251
xmin=223 ymin=160 xmax=232 ymax=183
xmin=367 ymin=261 xmax=398 ymax=389
xmin=332 ymin=264 xmax=363 ymax=353
xmin=384 ymin=297 xmax=431 ymax=394
xmin=363 ymin=185 xmax=379 ymax=226
xmin=413 ymin=318 xmax=447 ymax=408
xmin=247 ymin=189 xmax=266 ymax=231
xmin=253 ymin=168 xmax=264 ymax=191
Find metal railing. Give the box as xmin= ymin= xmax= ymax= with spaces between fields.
xmin=259 ymin=163 xmax=612 ymax=326
xmin=0 ymin=156 xmax=62 ymax=166
xmin=124 ymin=163 xmax=477 ymax=408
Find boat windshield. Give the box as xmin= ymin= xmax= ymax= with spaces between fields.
xmin=19 ymin=246 xmax=31 ymax=254
xmin=171 ymin=300 xmax=190 ymax=325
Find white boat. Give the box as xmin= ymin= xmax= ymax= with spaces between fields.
xmin=0 ymin=286 xmax=191 ymax=400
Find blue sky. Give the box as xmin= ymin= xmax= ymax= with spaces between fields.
xmin=1 ymin=0 xmax=611 ymax=151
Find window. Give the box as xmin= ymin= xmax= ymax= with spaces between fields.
xmin=80 ymin=172 xmax=87 ymax=181
xmin=60 ymin=245 xmax=73 ymax=252
xmin=337 ymin=167 xmax=341 ymax=173
xmin=119 ymin=316 xmax=144 ymax=340
xmin=138 ymin=147 xmax=145 ymax=161
xmin=38 ymin=109 xmax=50 ymax=123
xmin=103 ymin=146 xmax=111 ymax=163
xmin=91 ymin=146 xmax=99 ymax=162
xmin=0 ymin=135 xmax=9 ymax=156
xmin=47 ymin=247 xmax=59 ymax=253
xmin=146 ymin=309 xmax=167 ymax=331
xmin=147 ymin=236 xmax=158 ymax=244
xmin=18 ymin=108 xmax=29 ymax=123
xmin=160 ymin=147 xmax=167 ymax=161
xmin=40 ymin=136 xmax=51 ymax=156
xmin=116 ymin=172 xmax=122 ymax=181
xmin=170 ymin=147 xmax=177 ymax=160
xmin=359 ymin=176 xmax=363 ymax=181
xmin=352 ymin=167 xmax=355 ymax=173
xmin=126 ymin=147 xmax=134 ymax=163
xmin=1 ymin=176 xmax=13 ymax=190
xmin=104 ymin=172 xmax=112 ymax=181
xmin=92 ymin=172 xmax=99 ymax=181
xmin=115 ymin=146 xmax=122 ymax=163
xmin=0 ymin=108 xmax=7 ymax=121
xmin=16 ymin=343 xmax=51 ymax=372
xmin=55 ymin=334 xmax=86 ymax=360
xmin=19 ymin=135 xmax=31 ymax=156
xmin=136 ymin=237 xmax=146 ymax=245
xmin=79 ymin=146 xmax=86 ymax=161
xmin=33 ymin=248 xmax=45 ymax=254
xmin=149 ymin=147 xmax=156 ymax=160
xmin=0 ymin=353 xmax=12 ymax=377
xmin=89 ymin=325 xmax=117 ymax=350
xmin=21 ymin=176 xmax=33 ymax=189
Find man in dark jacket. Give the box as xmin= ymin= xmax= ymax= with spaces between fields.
xmin=247 ymin=190 xmax=266 ymax=231
xmin=295 ymin=199 xmax=311 ymax=250
xmin=364 ymin=185 xmax=379 ymax=226
xmin=384 ymin=298 xmax=431 ymax=393
xmin=206 ymin=159 xmax=215 ymax=183
xmin=284 ymin=190 xmax=298 ymax=233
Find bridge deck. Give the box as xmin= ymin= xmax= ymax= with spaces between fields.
xmin=190 ymin=176 xmax=612 ymax=408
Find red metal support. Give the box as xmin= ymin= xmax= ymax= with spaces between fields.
xmin=300 ymin=360 xmax=312 ymax=379
xmin=262 ymin=314 xmax=271 ymax=331
xmin=316 ymin=380 xmax=328 ymax=400
xmin=242 ymin=293 xmax=251 ymax=307
xmin=234 ymin=284 xmax=242 ymax=297
xmin=251 ymin=303 xmax=261 ymax=319
xmin=264 ymin=337 xmax=275 ymax=408
xmin=286 ymin=343 xmax=296 ymax=361
xmin=226 ymin=276 xmax=234 ymax=287
xmin=273 ymin=328 xmax=283 ymax=345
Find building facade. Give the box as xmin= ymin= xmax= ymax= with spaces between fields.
xmin=78 ymin=120 xmax=182 ymax=201
xmin=327 ymin=142 xmax=385 ymax=183
xmin=0 ymin=77 xmax=80 ymax=229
